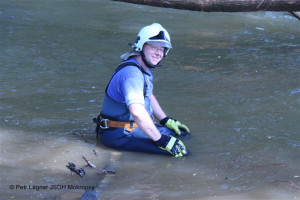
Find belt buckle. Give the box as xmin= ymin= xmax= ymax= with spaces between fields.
xmin=100 ymin=119 xmax=109 ymax=129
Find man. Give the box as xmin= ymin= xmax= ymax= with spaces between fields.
xmin=94 ymin=23 xmax=190 ymax=157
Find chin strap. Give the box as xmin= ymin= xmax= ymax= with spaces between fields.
xmin=141 ymin=51 xmax=161 ymax=69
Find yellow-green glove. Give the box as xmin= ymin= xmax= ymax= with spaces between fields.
xmin=155 ymin=134 xmax=189 ymax=157
xmin=160 ymin=117 xmax=190 ymax=135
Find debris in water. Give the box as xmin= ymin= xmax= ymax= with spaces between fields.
xmin=255 ymin=27 xmax=264 ymax=31
xmin=93 ymin=149 xmax=98 ymax=156
xmin=98 ymin=169 xmax=116 ymax=175
xmin=66 ymin=162 xmax=86 ymax=177
xmin=290 ymin=88 xmax=300 ymax=96
xmin=82 ymin=156 xmax=96 ymax=169
xmin=272 ymin=162 xmax=286 ymax=166
xmin=272 ymin=180 xmax=300 ymax=191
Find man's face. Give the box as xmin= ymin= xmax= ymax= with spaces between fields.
xmin=143 ymin=43 xmax=164 ymax=66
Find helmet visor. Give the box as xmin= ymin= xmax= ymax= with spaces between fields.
xmin=147 ymin=41 xmax=172 ymax=49
xmin=148 ymin=31 xmax=172 ymax=49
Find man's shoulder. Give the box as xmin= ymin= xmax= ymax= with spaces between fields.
xmin=118 ymin=64 xmax=144 ymax=76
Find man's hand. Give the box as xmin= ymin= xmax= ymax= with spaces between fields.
xmin=160 ymin=117 xmax=190 ymax=135
xmin=155 ymin=135 xmax=188 ymax=157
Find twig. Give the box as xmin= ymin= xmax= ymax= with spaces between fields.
xmin=272 ymin=162 xmax=287 ymax=166
xmin=272 ymin=180 xmax=300 ymax=191
xmin=98 ymin=169 xmax=116 ymax=175
xmin=71 ymin=130 xmax=93 ymax=144
xmin=290 ymin=181 xmax=300 ymax=191
xmin=80 ymin=131 xmax=91 ymax=143
xmin=93 ymin=149 xmax=98 ymax=156
xmin=82 ymin=156 xmax=96 ymax=169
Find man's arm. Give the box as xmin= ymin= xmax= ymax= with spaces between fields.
xmin=149 ymin=94 xmax=190 ymax=135
xmin=149 ymin=94 xmax=167 ymax=121
xmin=128 ymin=103 xmax=161 ymax=141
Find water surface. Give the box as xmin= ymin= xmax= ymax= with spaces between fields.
xmin=1 ymin=0 xmax=299 ymax=199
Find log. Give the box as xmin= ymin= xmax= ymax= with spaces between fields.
xmin=112 ymin=0 xmax=300 ymax=12
xmin=290 ymin=11 xmax=300 ymax=19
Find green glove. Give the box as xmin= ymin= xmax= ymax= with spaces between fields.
xmin=155 ymin=134 xmax=189 ymax=157
xmin=160 ymin=117 xmax=190 ymax=135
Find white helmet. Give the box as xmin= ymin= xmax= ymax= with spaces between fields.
xmin=134 ymin=23 xmax=172 ymax=56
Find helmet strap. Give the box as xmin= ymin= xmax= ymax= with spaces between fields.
xmin=141 ymin=51 xmax=161 ymax=69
